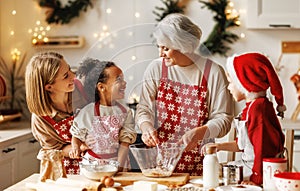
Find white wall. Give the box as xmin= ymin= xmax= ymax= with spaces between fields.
xmin=1 ymin=0 xmax=300 ymax=119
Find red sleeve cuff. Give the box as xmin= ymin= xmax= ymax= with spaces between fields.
xmin=250 ymin=172 xmax=263 ymax=185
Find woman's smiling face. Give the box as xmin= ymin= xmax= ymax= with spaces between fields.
xmin=48 ymin=59 xmax=75 ymax=93
xmin=158 ymin=45 xmax=193 ymax=67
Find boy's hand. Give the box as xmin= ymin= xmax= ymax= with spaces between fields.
xmin=200 ymin=143 xmax=218 ymax=156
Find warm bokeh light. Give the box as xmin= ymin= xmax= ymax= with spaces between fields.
xmin=30 ymin=20 xmax=51 ymax=45
xmin=11 ymin=48 xmax=21 ymax=62
xmin=106 ymin=8 xmax=112 ymax=14
xmin=135 ymin=12 xmax=140 ymax=18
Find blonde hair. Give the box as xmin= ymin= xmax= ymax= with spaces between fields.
xmin=25 ymin=51 xmax=63 ymax=116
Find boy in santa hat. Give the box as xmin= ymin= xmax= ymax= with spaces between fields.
xmin=201 ymin=52 xmax=286 ymax=186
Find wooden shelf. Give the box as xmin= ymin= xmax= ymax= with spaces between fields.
xmin=0 ymin=112 xmax=22 ymax=124
xmin=282 ymin=41 xmax=300 ymax=53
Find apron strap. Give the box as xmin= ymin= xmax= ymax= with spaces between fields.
xmin=162 ymin=58 xmax=168 ymax=78
xmin=94 ymin=101 xmax=101 ymax=116
xmin=42 ymin=116 xmax=56 ymax=126
xmin=200 ymin=59 xmax=213 ymax=87
xmin=162 ymin=58 xmax=213 ymax=83
xmin=116 ymin=102 xmax=127 ymax=113
xmin=94 ymin=101 xmax=127 ymax=116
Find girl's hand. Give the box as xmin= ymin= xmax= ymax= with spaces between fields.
xmin=85 ymin=134 xmax=97 ymax=149
xmin=80 ymin=143 xmax=89 ymax=152
xmin=69 ymin=146 xmax=81 ymax=159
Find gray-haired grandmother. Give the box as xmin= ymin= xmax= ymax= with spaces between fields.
xmin=135 ymin=13 xmax=234 ymax=176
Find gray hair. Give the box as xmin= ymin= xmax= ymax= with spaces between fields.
xmin=153 ymin=13 xmax=202 ymax=54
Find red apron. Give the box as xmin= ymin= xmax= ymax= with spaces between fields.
xmin=156 ymin=59 xmax=212 ymax=176
xmin=43 ymin=115 xmax=80 ymax=175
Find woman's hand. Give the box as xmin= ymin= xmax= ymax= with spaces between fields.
xmin=140 ymin=122 xmax=159 ymax=146
xmin=178 ymin=126 xmax=208 ymax=151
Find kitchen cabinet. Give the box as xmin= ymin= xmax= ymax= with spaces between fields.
xmin=0 ymin=143 xmax=18 ymax=190
xmin=16 ymin=138 xmax=40 ymax=182
xmin=0 ymin=121 xmax=40 ymax=190
xmin=247 ymin=0 xmax=300 ymax=29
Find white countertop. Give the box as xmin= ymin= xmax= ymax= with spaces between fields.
xmin=4 ymin=173 xmax=203 ymax=191
xmin=0 ymin=120 xmax=32 ymax=148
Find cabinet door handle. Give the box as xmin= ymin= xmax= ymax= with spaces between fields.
xmin=29 ymin=139 xmax=38 ymax=144
xmin=269 ymin=24 xmax=291 ymax=28
xmin=2 ymin=147 xmax=16 ymax=153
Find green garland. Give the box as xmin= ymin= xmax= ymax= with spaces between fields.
xmin=153 ymin=0 xmax=186 ymax=22
xmin=199 ymin=0 xmax=240 ymax=57
xmin=38 ymin=0 xmax=93 ymax=25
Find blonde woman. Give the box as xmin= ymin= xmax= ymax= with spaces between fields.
xmin=25 ymin=51 xmax=87 ymax=181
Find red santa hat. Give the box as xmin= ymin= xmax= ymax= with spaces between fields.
xmin=226 ymin=52 xmax=286 ymax=117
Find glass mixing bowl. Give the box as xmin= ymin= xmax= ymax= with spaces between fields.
xmin=129 ymin=142 xmax=186 ymax=177
xmin=79 ymin=159 xmax=119 ymax=180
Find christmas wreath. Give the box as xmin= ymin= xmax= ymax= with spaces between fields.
xmin=153 ymin=0 xmax=186 ymax=22
xmin=38 ymin=0 xmax=93 ymax=25
xmin=199 ymin=0 xmax=240 ymax=57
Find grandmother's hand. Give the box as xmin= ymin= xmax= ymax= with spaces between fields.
xmin=178 ymin=126 xmax=208 ymax=151
xmin=140 ymin=122 xmax=159 ymax=146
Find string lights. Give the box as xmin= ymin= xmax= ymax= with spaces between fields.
xmin=28 ymin=20 xmax=51 ymax=45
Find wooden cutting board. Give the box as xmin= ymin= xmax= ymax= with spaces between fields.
xmin=113 ymin=172 xmax=189 ymax=186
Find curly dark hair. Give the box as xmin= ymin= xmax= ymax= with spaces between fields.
xmin=76 ymin=58 xmax=115 ymax=102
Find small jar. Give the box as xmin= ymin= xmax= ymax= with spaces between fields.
xmin=222 ymin=164 xmax=243 ymax=185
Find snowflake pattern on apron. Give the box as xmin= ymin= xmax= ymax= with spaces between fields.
xmin=43 ymin=115 xmax=80 ymax=175
xmin=156 ymin=59 xmax=212 ymax=176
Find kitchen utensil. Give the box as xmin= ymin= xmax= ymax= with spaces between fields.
xmin=222 ymin=164 xmax=243 ymax=185
xmin=129 ymin=142 xmax=186 ymax=178
xmin=79 ymin=159 xmax=119 ymax=180
xmin=263 ymin=158 xmax=287 ymax=191
xmin=113 ymin=172 xmax=189 ymax=186
xmin=273 ymin=172 xmax=300 ymax=191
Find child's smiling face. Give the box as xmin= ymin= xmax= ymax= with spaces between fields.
xmin=102 ymin=66 xmax=126 ymax=103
